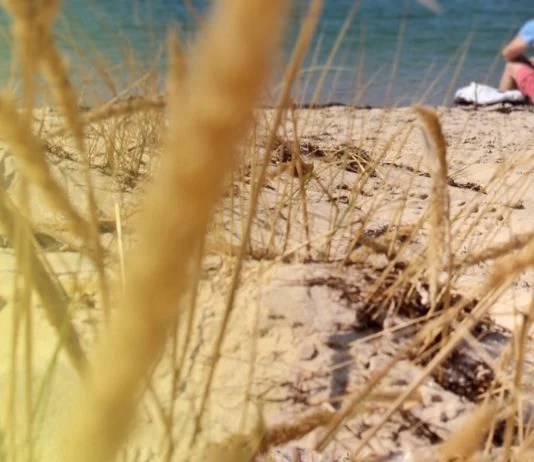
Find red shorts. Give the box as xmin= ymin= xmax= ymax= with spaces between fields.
xmin=516 ymin=64 xmax=534 ymax=101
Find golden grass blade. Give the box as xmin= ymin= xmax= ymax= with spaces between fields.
xmin=36 ymin=9 xmax=111 ymax=318
xmin=183 ymin=0 xmax=204 ymax=25
xmin=48 ymin=98 xmax=165 ymax=140
xmin=257 ymin=407 xmax=333 ymax=455
xmin=502 ymin=296 xmax=534 ymax=459
xmin=384 ymin=16 xmax=406 ymax=106
xmin=19 ymin=223 xmax=34 ymax=462
xmin=347 ymin=304 xmax=489 ymax=459
xmin=486 ymin=238 xmax=534 ymax=291
xmin=457 ymin=229 xmax=534 ymax=269
xmin=201 ymin=427 xmax=263 ymax=462
xmin=346 ymin=232 xmax=534 ymax=459
xmin=418 ymin=40 xmax=465 ymax=104
xmin=47 ymin=97 xmax=111 ymax=321
xmin=313 ymin=335 xmax=421 ymax=452
xmin=55 ymin=1 xmax=288 ymax=461
xmin=0 ymin=185 xmax=86 ymax=374
xmin=40 ymin=36 xmax=86 ymax=151
xmin=4 ymin=0 xmax=110 ymax=323
xmin=307 ymin=1 xmax=359 ymax=109
xmin=289 ymin=111 xmax=313 ymax=259
xmin=167 ymin=30 xmax=187 ymax=102
xmin=0 ymin=95 xmax=90 ymax=243
xmin=442 ymin=31 xmax=474 ymax=105
xmin=1 ymin=0 xmax=60 ymax=106
xmin=413 ymin=105 xmax=451 ymax=313
xmin=439 ymin=402 xmax=498 ymax=460
xmin=86 ymin=98 xmax=165 ymax=124
xmin=193 ymin=0 xmax=323 ymax=438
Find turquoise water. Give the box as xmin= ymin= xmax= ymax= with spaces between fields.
xmin=0 ymin=0 xmax=533 ymax=106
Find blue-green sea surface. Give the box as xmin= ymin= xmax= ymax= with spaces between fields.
xmin=0 ymin=0 xmax=532 ymax=106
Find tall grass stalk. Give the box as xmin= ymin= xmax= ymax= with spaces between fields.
xmin=55 ymin=1 xmax=288 ymax=461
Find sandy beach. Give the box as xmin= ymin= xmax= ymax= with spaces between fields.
xmin=1 ymin=103 xmax=534 ymax=460
xmin=6 ymin=0 xmax=534 ymax=459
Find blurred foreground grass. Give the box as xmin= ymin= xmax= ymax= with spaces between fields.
xmin=2 ymin=0 xmax=534 ymax=461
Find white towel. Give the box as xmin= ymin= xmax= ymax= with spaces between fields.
xmin=454 ymin=82 xmax=527 ymax=105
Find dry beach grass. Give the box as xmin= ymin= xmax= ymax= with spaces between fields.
xmin=1 ymin=0 xmax=534 ymax=461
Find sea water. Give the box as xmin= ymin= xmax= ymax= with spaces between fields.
xmin=0 ymin=0 xmax=532 ymax=106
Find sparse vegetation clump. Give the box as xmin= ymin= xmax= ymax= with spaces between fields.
xmin=0 ymin=1 xmax=534 ymax=462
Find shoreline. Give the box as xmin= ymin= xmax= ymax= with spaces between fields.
xmin=260 ymin=99 xmax=533 ymax=110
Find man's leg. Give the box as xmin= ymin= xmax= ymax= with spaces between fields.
xmin=499 ymin=62 xmax=520 ymax=91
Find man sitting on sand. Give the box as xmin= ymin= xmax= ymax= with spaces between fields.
xmin=499 ymin=18 xmax=534 ymax=101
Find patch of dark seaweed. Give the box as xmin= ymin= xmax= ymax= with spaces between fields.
xmin=271 ymin=138 xmax=374 ymax=175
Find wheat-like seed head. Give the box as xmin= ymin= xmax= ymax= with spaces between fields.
xmin=413 ymin=105 xmax=451 ymax=312
xmin=439 ymin=402 xmax=498 ymax=461
xmin=40 ymin=40 xmax=87 ymax=151
xmin=485 ymin=238 xmax=534 ymax=293
xmin=257 ymin=407 xmax=333 ymax=455
xmin=55 ymin=1 xmax=288 ymax=461
xmin=459 ymin=229 xmax=534 ymax=268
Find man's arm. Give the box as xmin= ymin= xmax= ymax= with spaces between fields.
xmin=502 ymin=36 xmax=528 ymax=61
